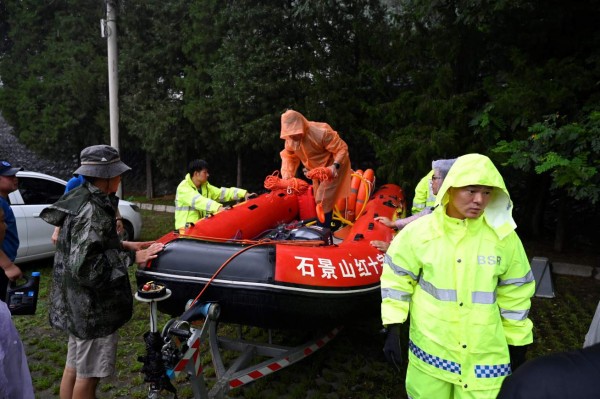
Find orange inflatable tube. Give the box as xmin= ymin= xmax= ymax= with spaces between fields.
xmin=335 ymin=195 xmax=347 ymax=216
xmin=345 ymin=169 xmax=363 ymax=222
xmin=355 ymin=168 xmax=375 ymax=220
xmin=335 ymin=173 xmax=353 ymax=217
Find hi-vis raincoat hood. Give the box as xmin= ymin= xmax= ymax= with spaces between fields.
xmin=279 ymin=110 xmax=351 ymax=213
xmin=381 ymin=153 xmax=535 ymax=394
xmin=435 ymin=153 xmax=516 ymax=239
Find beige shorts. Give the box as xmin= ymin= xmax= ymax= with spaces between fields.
xmin=65 ymin=332 xmax=119 ymax=378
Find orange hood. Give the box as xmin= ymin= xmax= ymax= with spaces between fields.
xmin=280 ymin=109 xmax=308 ymax=139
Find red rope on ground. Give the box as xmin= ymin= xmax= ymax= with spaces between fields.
xmin=263 ymin=171 xmax=309 ymax=194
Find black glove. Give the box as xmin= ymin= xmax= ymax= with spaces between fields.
xmin=508 ymin=344 xmax=528 ymax=372
xmin=383 ymin=324 xmax=402 ymax=370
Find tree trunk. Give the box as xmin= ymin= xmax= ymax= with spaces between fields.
xmin=517 ymin=172 xmax=551 ymax=239
xmin=145 ymin=153 xmax=154 ymax=199
xmin=554 ymin=191 xmax=567 ymax=253
xmin=530 ymin=174 xmax=551 ymax=238
xmin=236 ymin=152 xmax=242 ymax=188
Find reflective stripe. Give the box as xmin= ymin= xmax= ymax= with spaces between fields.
xmin=219 ymin=187 xmax=227 ymax=201
xmin=233 ymin=188 xmax=240 ymax=200
xmin=409 ymin=340 xmax=461 ymax=374
xmin=500 ymin=308 xmax=529 ymax=321
xmin=175 ymin=206 xmax=194 ymax=211
xmin=426 ymin=185 xmax=436 ymax=204
xmin=384 ymin=254 xmax=419 ymax=281
xmin=418 ymin=278 xmax=457 ymax=302
xmin=413 ymin=203 xmax=426 ymax=210
xmin=381 ymin=287 xmax=412 ymax=302
xmin=191 ymin=194 xmax=202 ymax=210
xmin=205 ymin=200 xmax=214 ymax=212
xmin=474 ymin=363 xmax=511 ymax=378
xmin=472 ymin=291 xmax=496 ymax=304
xmin=498 ymin=270 xmax=534 ymax=287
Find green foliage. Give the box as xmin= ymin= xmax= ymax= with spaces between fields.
xmin=0 ymin=0 xmax=108 ymax=158
xmin=1 ymin=0 xmax=599 ymax=233
xmin=203 ymin=1 xmax=295 ymax=153
xmin=494 ymin=112 xmax=600 ymax=203
xmin=118 ymin=0 xmax=193 ymax=179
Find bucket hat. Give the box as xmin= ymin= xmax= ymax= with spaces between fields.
xmin=0 ymin=161 xmax=23 ymax=176
xmin=74 ymin=145 xmax=131 ymax=179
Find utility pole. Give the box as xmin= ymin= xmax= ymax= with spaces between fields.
xmin=104 ymin=0 xmax=122 ymax=197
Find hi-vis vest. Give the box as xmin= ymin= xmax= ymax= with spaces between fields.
xmin=411 ymin=170 xmax=436 ymax=215
xmin=381 ymin=154 xmax=535 ymax=391
xmin=174 ymin=174 xmax=247 ymax=229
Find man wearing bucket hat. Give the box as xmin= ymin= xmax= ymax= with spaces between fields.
xmin=0 ymin=160 xmax=24 ymax=301
xmin=50 ymin=173 xmax=125 ymax=245
xmin=381 ymin=154 xmax=535 ymax=399
xmin=40 ymin=144 xmax=164 ymax=399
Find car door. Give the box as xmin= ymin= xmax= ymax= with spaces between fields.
xmin=15 ymin=175 xmax=65 ymax=261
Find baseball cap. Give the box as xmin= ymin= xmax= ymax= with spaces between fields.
xmin=0 ymin=161 xmax=23 ymax=176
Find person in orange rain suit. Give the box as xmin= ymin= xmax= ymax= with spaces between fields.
xmin=279 ymin=109 xmax=351 ymax=228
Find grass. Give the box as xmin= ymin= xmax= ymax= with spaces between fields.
xmin=124 ymin=194 xmax=175 ymax=207
xmin=13 ymin=209 xmax=600 ymax=398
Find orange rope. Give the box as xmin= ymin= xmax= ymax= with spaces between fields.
xmin=263 ymin=171 xmax=309 ymax=195
xmin=187 ymin=238 xmax=325 ymax=308
xmin=305 ymin=166 xmax=333 ymax=182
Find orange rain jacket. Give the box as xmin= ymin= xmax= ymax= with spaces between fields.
xmin=279 ymin=110 xmax=351 ymax=213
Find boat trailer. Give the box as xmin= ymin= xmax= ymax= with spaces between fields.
xmin=135 ymin=288 xmax=342 ymax=399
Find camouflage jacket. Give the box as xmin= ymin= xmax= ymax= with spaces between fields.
xmin=40 ymin=182 xmax=135 ymax=339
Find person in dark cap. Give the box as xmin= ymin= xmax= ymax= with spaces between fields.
xmin=40 ymin=145 xmax=164 ymax=399
xmin=0 ymin=160 xmax=24 ymax=300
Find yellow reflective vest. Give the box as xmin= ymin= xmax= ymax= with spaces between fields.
xmin=174 ymin=174 xmax=247 ymax=229
xmin=381 ymin=154 xmax=535 ymax=391
xmin=411 ymin=170 xmax=435 ymax=215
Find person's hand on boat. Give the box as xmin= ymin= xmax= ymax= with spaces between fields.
xmin=244 ymin=192 xmax=257 ymax=201
xmin=383 ymin=324 xmax=403 ymax=371
xmin=133 ymin=242 xmax=165 ymax=264
xmin=374 ymin=216 xmax=395 ymax=229
xmin=370 ymin=240 xmax=390 ymax=252
xmin=123 ymin=240 xmax=163 ymax=252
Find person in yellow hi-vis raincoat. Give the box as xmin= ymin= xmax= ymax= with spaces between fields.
xmin=175 ymin=159 xmax=254 ymax=229
xmin=411 ymin=169 xmax=436 ymax=215
xmin=381 ymin=153 xmax=535 ymax=399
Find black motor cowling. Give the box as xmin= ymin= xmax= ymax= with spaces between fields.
xmin=288 ymin=226 xmax=332 ymax=245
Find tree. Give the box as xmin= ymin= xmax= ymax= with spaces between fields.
xmin=493 ymin=112 xmax=600 ymax=251
xmin=118 ymin=0 xmax=193 ymax=187
xmin=0 ymin=0 xmax=109 ymax=159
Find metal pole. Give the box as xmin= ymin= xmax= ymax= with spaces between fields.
xmin=106 ymin=0 xmax=122 ymax=197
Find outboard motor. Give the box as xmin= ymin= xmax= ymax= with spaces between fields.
xmin=288 ymin=225 xmax=333 ymax=246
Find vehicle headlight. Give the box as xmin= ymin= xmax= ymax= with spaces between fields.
xmin=129 ymin=204 xmax=141 ymax=213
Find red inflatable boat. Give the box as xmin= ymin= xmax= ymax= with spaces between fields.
xmin=136 ymin=181 xmax=406 ymax=330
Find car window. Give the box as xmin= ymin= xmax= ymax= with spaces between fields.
xmin=18 ymin=176 xmax=65 ymax=205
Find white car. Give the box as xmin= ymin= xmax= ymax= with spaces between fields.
xmin=9 ymin=171 xmax=142 ymax=263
